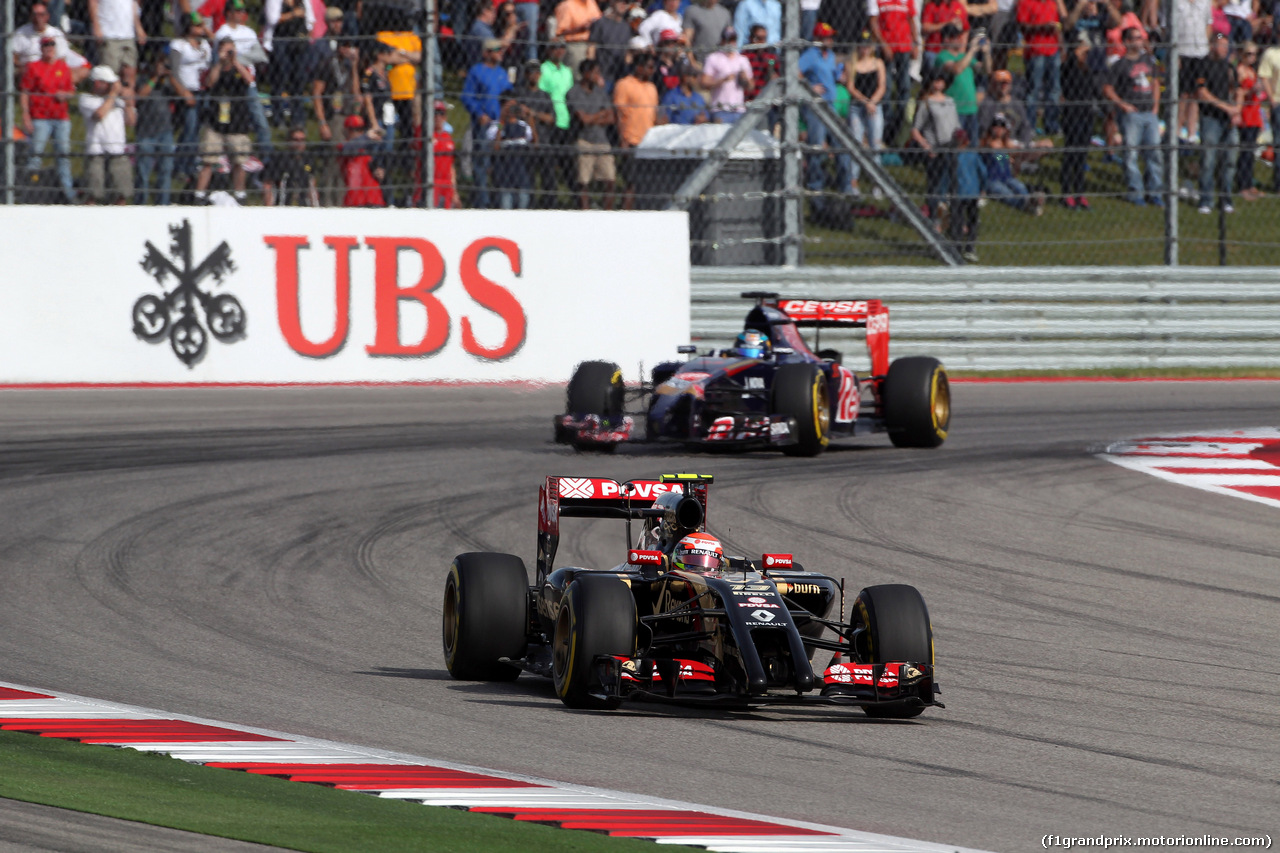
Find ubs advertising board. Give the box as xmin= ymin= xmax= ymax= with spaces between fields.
xmin=0 ymin=208 xmax=690 ymax=384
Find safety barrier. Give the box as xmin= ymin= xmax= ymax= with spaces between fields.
xmin=691 ymin=267 xmax=1280 ymax=371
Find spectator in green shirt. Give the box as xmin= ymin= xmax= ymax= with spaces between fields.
xmin=936 ymin=23 xmax=988 ymax=146
xmin=539 ymin=39 xmax=576 ymax=204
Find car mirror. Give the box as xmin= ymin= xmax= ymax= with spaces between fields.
xmin=677 ymin=345 xmax=697 ymax=354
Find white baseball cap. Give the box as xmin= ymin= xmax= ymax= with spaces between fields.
xmin=90 ymin=65 xmax=119 ymax=84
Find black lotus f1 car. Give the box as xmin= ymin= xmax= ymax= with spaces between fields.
xmin=442 ymin=473 xmax=943 ymax=717
xmin=554 ymin=292 xmax=951 ymax=456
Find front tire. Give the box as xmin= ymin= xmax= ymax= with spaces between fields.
xmin=853 ymin=583 xmax=934 ymax=719
xmin=772 ymin=363 xmax=830 ymax=457
xmin=883 ymin=356 xmax=950 ymax=448
xmin=551 ymin=574 xmax=636 ymax=709
xmin=442 ymin=552 xmax=529 ymax=681
xmin=565 ymin=361 xmax=625 ymax=452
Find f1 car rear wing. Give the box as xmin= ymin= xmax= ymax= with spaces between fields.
xmin=742 ymin=292 xmax=889 ymax=378
xmin=537 ymin=474 xmax=712 ymax=585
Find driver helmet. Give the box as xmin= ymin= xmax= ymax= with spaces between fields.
xmin=734 ymin=329 xmax=772 ymax=359
xmin=672 ymin=532 xmax=726 ymax=573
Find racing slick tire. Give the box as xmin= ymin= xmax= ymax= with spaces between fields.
xmin=552 ymin=573 xmax=637 ymax=710
xmin=882 ymin=357 xmax=950 ymax=448
xmin=854 ymin=584 xmax=934 ymax=719
xmin=566 ymin=361 xmax=626 ymax=453
xmin=772 ymin=363 xmax=831 ymax=457
xmin=442 ymin=552 xmax=529 ymax=681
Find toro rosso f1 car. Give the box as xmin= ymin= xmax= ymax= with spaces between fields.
xmin=442 ymin=473 xmax=943 ymax=717
xmin=554 ymin=292 xmax=950 ymax=456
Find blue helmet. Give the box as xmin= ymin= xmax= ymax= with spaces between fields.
xmin=734 ymin=330 xmax=772 ymax=359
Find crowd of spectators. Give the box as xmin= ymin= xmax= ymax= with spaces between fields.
xmin=5 ymin=0 xmax=1280 ymax=230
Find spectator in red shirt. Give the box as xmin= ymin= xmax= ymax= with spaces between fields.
xmin=920 ymin=0 xmax=968 ymax=68
xmin=1236 ymin=40 xmax=1264 ymax=200
xmin=744 ymin=24 xmax=778 ymax=98
xmin=1018 ymin=0 xmax=1067 ymax=134
xmin=340 ymin=115 xmax=388 ymax=207
xmin=18 ymin=37 xmax=76 ymax=202
xmin=870 ymin=0 xmax=921 ymax=155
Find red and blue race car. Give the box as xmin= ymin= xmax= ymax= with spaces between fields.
xmin=555 ymin=292 xmax=950 ymax=456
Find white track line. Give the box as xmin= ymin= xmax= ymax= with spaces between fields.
xmin=0 ymin=680 xmax=990 ymax=853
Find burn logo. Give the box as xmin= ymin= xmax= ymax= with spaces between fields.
xmin=133 ymin=220 xmax=246 ymax=367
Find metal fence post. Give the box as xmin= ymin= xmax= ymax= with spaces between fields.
xmin=781 ymin=0 xmax=801 ymax=266
xmin=1164 ymin=0 xmax=1179 ymax=266
xmin=423 ymin=0 xmax=436 ymax=208
xmin=2 ymin=0 xmax=15 ymax=205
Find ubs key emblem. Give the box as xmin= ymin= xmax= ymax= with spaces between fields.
xmin=132 ymin=219 xmax=246 ymax=367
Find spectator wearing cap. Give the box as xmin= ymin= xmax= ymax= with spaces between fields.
xmin=312 ymin=12 xmax=361 ymax=205
xmin=88 ymin=0 xmax=146 ymax=89
xmin=981 ymin=115 xmax=1044 ymax=213
xmin=589 ymin=0 xmax=633 ymax=86
xmin=516 ymin=59 xmax=560 ymax=206
xmin=12 ymin=2 xmax=90 ymax=83
xmin=683 ymin=0 xmax=732 ymax=58
xmin=565 ymin=58 xmax=617 ymax=208
xmin=626 ymin=5 xmax=650 ymax=52
xmin=655 ymin=30 xmax=692 ymax=95
xmin=639 ymin=0 xmax=684 ymax=47
xmin=663 ymin=61 xmax=709 ymax=123
xmin=1059 ymin=35 xmax=1096 ymax=209
xmin=1018 ymin=0 xmax=1066 ymax=135
xmin=1102 ymin=26 xmax=1162 ymax=205
xmin=19 ymin=36 xmax=76 ymax=202
xmin=133 ymin=56 xmax=178 ymax=204
xmin=339 ymin=114 xmax=387 ymax=206
xmin=169 ymin=12 xmax=212 ymax=184
xmin=194 ymin=38 xmax=253 ymax=203
xmin=869 ymin=0 xmax=921 ymax=157
xmin=798 ymin=23 xmax=850 ymax=220
xmin=485 ymin=92 xmax=535 ymax=209
xmin=1195 ymin=31 xmax=1240 ymax=213
xmin=921 ymin=0 xmax=969 ymax=71
xmin=733 ymin=0 xmax=781 ymax=47
xmin=213 ymin=0 xmax=271 ymax=150
xmin=744 ymin=24 xmax=778 ymax=99
xmin=614 ymin=51 xmax=666 ymax=208
xmin=427 ymin=100 xmax=458 ymax=209
xmin=462 ymin=36 xmax=513 ymax=207
xmin=701 ymin=26 xmax=751 ymax=122
xmin=846 ymin=36 xmax=885 ymax=196
xmin=554 ymin=0 xmax=603 ymax=77
xmin=936 ymin=23 xmax=987 ymax=146
xmin=80 ymin=65 xmax=136 ymax=203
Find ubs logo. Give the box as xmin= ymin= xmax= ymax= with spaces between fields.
xmin=132 ymin=220 xmax=246 ymax=367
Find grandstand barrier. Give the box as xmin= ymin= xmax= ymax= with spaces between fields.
xmin=693 ymin=266 xmax=1280 ymax=371
xmin=0 ymin=206 xmax=689 ymax=384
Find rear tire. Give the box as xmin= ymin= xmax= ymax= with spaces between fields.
xmin=442 ymin=553 xmax=529 ymax=681
xmin=552 ymin=574 xmax=636 ymax=709
xmin=853 ymin=583 xmax=934 ymax=718
xmin=565 ymin=361 xmax=625 ymax=452
xmin=772 ymin=363 xmax=830 ymax=457
xmin=883 ymin=357 xmax=950 ymax=448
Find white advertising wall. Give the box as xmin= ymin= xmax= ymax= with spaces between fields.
xmin=0 ymin=208 xmax=690 ymax=384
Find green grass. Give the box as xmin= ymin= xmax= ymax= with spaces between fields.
xmin=0 ymin=730 xmax=698 ymax=853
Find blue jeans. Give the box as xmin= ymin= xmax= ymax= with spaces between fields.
xmin=248 ymin=83 xmax=272 ymax=151
xmin=26 ymin=118 xmax=74 ymax=201
xmin=884 ymin=51 xmax=912 ymax=148
xmin=176 ymin=100 xmax=201 ymax=178
xmin=849 ymin=101 xmax=883 ymax=183
xmin=987 ymin=176 xmax=1030 ymax=208
xmin=1121 ymin=110 xmax=1163 ymax=201
xmin=803 ymin=104 xmax=851 ymax=203
xmin=960 ymin=112 xmax=979 ymax=148
xmin=801 ymin=8 xmax=818 ymax=42
xmin=516 ymin=2 xmax=539 ymax=62
xmin=1025 ymin=51 xmax=1061 ymax=135
xmin=135 ymin=130 xmax=176 ymax=205
xmin=500 ymin=188 xmax=531 ymax=209
xmin=1198 ymin=113 xmax=1238 ymax=208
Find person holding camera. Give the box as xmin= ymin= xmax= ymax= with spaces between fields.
xmin=936 ymin=23 xmax=989 ymax=145
xmin=194 ymin=37 xmax=254 ymax=203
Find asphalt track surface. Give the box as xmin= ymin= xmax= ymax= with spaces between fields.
xmin=0 ymin=382 xmax=1277 ymax=853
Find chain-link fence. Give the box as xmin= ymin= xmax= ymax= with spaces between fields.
xmin=3 ymin=0 xmax=1280 ymax=265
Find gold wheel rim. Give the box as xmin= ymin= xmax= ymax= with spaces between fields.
xmin=552 ymin=605 xmax=572 ymax=690
xmin=815 ymin=374 xmax=830 ymax=443
xmin=932 ymin=370 xmax=951 ymax=434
